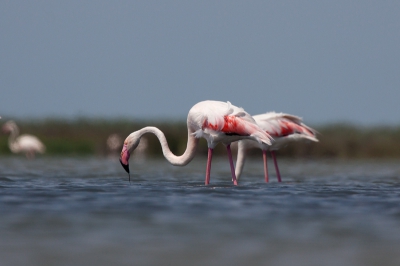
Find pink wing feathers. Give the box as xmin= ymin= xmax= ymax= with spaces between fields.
xmin=253 ymin=112 xmax=318 ymax=141
xmin=190 ymin=101 xmax=273 ymax=146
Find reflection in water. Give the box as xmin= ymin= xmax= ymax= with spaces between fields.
xmin=0 ymin=157 xmax=400 ymax=266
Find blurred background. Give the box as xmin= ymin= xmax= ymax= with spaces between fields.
xmin=1 ymin=1 xmax=399 ymax=158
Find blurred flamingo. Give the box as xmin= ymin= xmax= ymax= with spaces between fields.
xmin=2 ymin=120 xmax=46 ymax=159
xmin=131 ymin=136 xmax=148 ymax=161
xmin=119 ymin=100 xmax=273 ymax=185
xmin=107 ymin=133 xmax=148 ymax=160
xmin=235 ymin=112 xmax=318 ymax=182
xmin=107 ymin=133 xmax=123 ymax=155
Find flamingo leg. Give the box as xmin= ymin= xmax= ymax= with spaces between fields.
xmin=205 ymin=148 xmax=213 ymax=185
xmin=271 ymin=151 xmax=282 ymax=182
xmin=226 ymin=144 xmax=238 ymax=186
xmin=262 ymin=150 xmax=269 ymax=183
xmin=26 ymin=150 xmax=35 ymax=160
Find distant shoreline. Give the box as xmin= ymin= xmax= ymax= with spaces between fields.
xmin=1 ymin=119 xmax=399 ymax=158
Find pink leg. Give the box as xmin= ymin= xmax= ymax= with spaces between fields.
xmin=271 ymin=151 xmax=282 ymax=182
xmin=205 ymin=148 xmax=213 ymax=185
xmin=262 ymin=150 xmax=269 ymax=183
xmin=226 ymin=144 xmax=238 ymax=186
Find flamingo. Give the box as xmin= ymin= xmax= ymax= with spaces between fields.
xmin=235 ymin=112 xmax=318 ymax=182
xmin=2 ymin=120 xmax=46 ymax=159
xmin=106 ymin=133 xmax=123 ymax=155
xmin=119 ymin=100 xmax=273 ymax=185
xmin=107 ymin=133 xmax=148 ymax=160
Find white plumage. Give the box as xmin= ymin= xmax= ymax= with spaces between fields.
xmin=235 ymin=112 xmax=318 ymax=182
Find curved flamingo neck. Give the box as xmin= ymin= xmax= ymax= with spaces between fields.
xmin=134 ymin=126 xmax=199 ymax=166
xmin=235 ymin=141 xmax=247 ymax=180
xmin=7 ymin=126 xmax=20 ymax=153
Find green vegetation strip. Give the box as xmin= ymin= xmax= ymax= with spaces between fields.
xmin=1 ymin=118 xmax=400 ymax=158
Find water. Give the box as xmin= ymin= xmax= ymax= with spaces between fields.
xmin=1 ymin=156 xmax=400 ymax=266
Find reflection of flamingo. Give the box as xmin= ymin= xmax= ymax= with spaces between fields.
xmin=119 ymin=100 xmax=273 ymax=185
xmin=235 ymin=112 xmax=318 ymax=182
xmin=2 ymin=120 xmax=46 ymax=159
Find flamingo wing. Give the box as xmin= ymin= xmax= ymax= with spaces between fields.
xmin=190 ymin=101 xmax=273 ymax=146
xmin=253 ymin=112 xmax=318 ymax=140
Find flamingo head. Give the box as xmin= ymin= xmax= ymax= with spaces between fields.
xmin=2 ymin=120 xmax=17 ymax=134
xmin=119 ymin=133 xmax=141 ymax=176
xmin=119 ymin=143 xmax=131 ymax=174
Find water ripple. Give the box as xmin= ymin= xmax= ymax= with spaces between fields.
xmin=1 ymin=157 xmax=400 ymax=265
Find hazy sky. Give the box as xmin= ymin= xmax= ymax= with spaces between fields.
xmin=1 ymin=1 xmax=399 ymax=125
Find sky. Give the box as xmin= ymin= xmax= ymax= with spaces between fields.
xmin=1 ymin=1 xmax=399 ymax=125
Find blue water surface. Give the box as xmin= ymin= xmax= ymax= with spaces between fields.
xmin=1 ymin=156 xmax=400 ymax=266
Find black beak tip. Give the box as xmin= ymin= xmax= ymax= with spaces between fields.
xmin=119 ymin=158 xmax=130 ymax=173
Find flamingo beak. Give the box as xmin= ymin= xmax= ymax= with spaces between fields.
xmin=119 ymin=158 xmax=130 ymax=174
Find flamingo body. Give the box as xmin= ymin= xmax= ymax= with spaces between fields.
xmin=2 ymin=120 xmax=46 ymax=158
xmin=119 ymin=100 xmax=273 ymax=185
xmin=235 ymin=112 xmax=318 ymax=182
xmin=189 ymin=101 xmax=273 ymax=148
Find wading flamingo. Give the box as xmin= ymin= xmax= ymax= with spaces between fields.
xmin=2 ymin=120 xmax=46 ymax=159
xmin=119 ymin=100 xmax=273 ymax=185
xmin=235 ymin=112 xmax=318 ymax=182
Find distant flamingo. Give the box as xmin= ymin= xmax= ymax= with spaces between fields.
xmin=119 ymin=100 xmax=273 ymax=185
xmin=107 ymin=133 xmax=123 ymax=155
xmin=2 ymin=120 xmax=46 ymax=159
xmin=235 ymin=112 xmax=318 ymax=182
xmin=107 ymin=133 xmax=148 ymax=160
